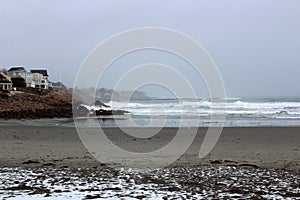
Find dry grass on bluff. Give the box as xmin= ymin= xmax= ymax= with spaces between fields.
xmin=0 ymin=88 xmax=75 ymax=119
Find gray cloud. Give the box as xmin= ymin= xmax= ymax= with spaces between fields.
xmin=0 ymin=0 xmax=299 ymax=98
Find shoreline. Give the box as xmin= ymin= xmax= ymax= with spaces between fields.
xmin=1 ymin=117 xmax=300 ymax=128
xmin=0 ymin=125 xmax=299 ymax=172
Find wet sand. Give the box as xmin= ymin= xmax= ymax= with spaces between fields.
xmin=0 ymin=125 xmax=299 ymax=171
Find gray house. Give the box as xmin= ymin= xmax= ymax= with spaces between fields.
xmin=7 ymin=66 xmax=32 ymax=87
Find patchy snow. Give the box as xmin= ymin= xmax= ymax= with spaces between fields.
xmin=0 ymin=166 xmax=299 ymax=199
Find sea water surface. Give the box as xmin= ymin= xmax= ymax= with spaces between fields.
xmin=80 ymin=97 xmax=300 ymax=127
xmin=3 ymin=97 xmax=299 ymax=128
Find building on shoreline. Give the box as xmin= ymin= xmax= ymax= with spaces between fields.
xmin=7 ymin=67 xmax=32 ymax=87
xmin=0 ymin=72 xmax=12 ymax=92
xmin=30 ymin=69 xmax=51 ymax=89
xmin=7 ymin=66 xmax=52 ymax=89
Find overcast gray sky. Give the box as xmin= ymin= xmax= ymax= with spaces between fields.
xmin=0 ymin=0 xmax=299 ymax=98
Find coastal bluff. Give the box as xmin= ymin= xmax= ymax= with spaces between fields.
xmin=0 ymin=88 xmax=129 ymax=119
xmin=0 ymin=88 xmax=74 ymax=119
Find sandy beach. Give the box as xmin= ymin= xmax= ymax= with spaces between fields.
xmin=0 ymin=125 xmax=299 ymax=171
xmin=0 ymin=124 xmax=300 ymax=198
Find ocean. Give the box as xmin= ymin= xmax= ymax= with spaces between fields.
xmin=82 ymin=97 xmax=300 ymax=127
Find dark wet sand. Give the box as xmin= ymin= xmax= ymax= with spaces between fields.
xmin=0 ymin=126 xmax=299 ymax=171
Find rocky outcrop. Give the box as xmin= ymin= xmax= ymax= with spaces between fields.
xmin=0 ymin=88 xmax=130 ymax=119
xmin=73 ymin=105 xmax=89 ymax=117
xmin=95 ymin=109 xmax=129 ymax=116
xmin=95 ymin=100 xmax=110 ymax=108
xmin=0 ymin=108 xmax=73 ymax=119
xmin=0 ymin=88 xmax=74 ymax=119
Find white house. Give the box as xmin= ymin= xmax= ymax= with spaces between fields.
xmin=30 ymin=69 xmax=51 ymax=89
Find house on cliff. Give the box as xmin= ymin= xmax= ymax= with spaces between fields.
xmin=7 ymin=66 xmax=52 ymax=89
xmin=7 ymin=66 xmax=32 ymax=87
xmin=30 ymin=69 xmax=51 ymax=89
xmin=0 ymin=72 xmax=12 ymax=92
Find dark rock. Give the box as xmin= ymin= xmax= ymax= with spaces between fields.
xmin=23 ymin=160 xmax=40 ymax=164
xmin=210 ymin=160 xmax=223 ymax=164
xmin=6 ymin=182 xmax=31 ymax=191
xmin=224 ymin=160 xmax=237 ymax=163
xmin=74 ymin=105 xmax=89 ymax=117
xmin=95 ymin=100 xmax=110 ymax=108
xmin=95 ymin=109 xmax=129 ymax=116
xmin=85 ymin=194 xmax=102 ymax=199
xmin=103 ymin=187 xmax=122 ymax=191
xmin=43 ymin=163 xmax=56 ymax=167
xmin=239 ymin=163 xmax=259 ymax=169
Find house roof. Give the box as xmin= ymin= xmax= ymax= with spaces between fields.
xmin=0 ymin=73 xmax=12 ymax=83
xmin=30 ymin=69 xmax=48 ymax=76
xmin=8 ymin=66 xmax=27 ymax=72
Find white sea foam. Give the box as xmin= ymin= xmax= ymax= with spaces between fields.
xmin=84 ymin=99 xmax=300 ymax=119
xmin=80 ymin=98 xmax=300 ymax=127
